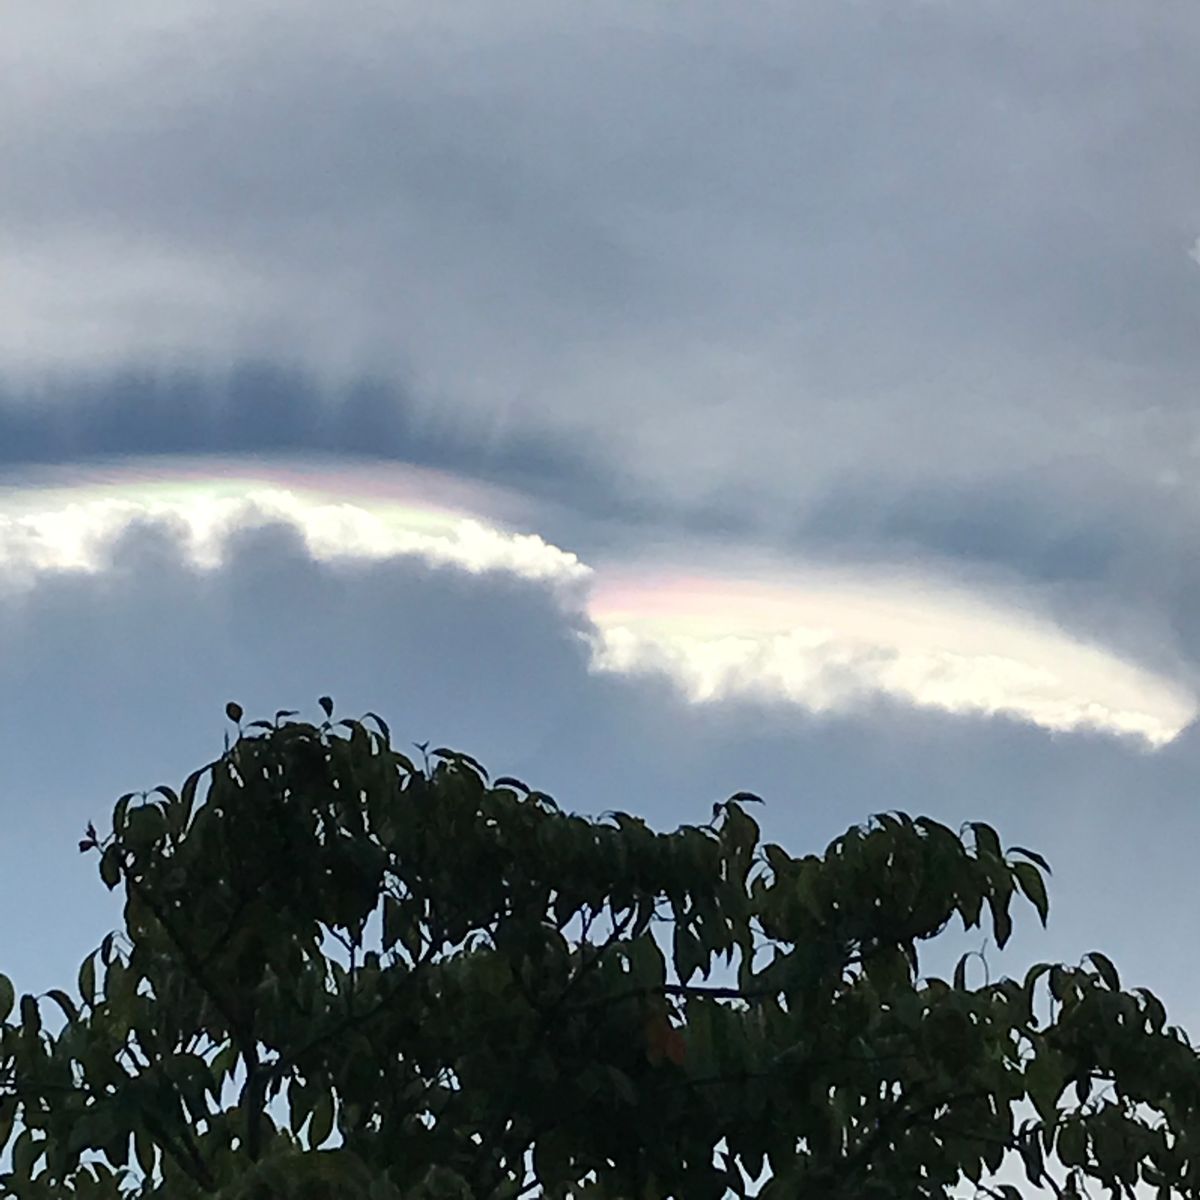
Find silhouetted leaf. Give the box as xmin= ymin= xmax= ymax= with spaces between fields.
xmin=727 ymin=791 xmax=765 ymax=805
xmin=43 ymin=989 xmax=77 ymax=1023
xmin=77 ymin=955 xmax=96 ymax=1007
xmin=19 ymin=993 xmax=39 ymax=1036
xmin=99 ymin=844 xmax=121 ymax=889
xmin=1014 ymin=861 xmax=1049 ymax=925
xmin=1088 ymin=951 xmax=1120 ymax=991
xmin=309 ymin=1088 xmax=335 ymax=1147
xmin=1010 ymin=845 xmax=1052 ymax=873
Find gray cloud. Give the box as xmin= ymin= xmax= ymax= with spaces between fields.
xmin=786 ymin=463 xmax=1200 ymax=683
xmin=0 ymin=365 xmax=660 ymax=525
xmin=4 ymin=1 xmax=1200 ymax=686
xmin=4 ymin=0 xmax=1200 ymax=502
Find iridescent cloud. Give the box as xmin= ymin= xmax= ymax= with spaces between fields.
xmin=0 ymin=455 xmax=1191 ymax=747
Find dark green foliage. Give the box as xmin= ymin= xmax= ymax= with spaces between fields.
xmin=2 ymin=703 xmax=1199 ymax=1198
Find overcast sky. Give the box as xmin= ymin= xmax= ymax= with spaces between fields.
xmin=4 ymin=0 xmax=1200 ymax=1063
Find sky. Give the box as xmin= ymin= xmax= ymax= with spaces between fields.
xmin=3 ymin=0 xmax=1200 ymax=1072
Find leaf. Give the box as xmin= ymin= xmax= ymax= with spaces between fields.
xmin=318 ymin=695 xmax=335 ymax=719
xmin=727 ymin=791 xmax=765 ymax=805
xmin=225 ymin=700 xmax=244 ymax=723
xmin=1013 ymin=860 xmax=1050 ymax=926
xmin=1009 ymin=845 xmax=1052 ymax=873
xmin=124 ymin=803 xmax=166 ymax=851
xmin=1026 ymin=1048 xmax=1066 ymax=1123
xmin=289 ymin=1078 xmax=311 ymax=1134
xmin=19 ymin=993 xmax=40 ymax=1037
xmin=43 ymin=988 xmax=78 ymax=1024
xmin=180 ymin=765 xmax=207 ymax=823
xmin=1057 ymin=1120 xmax=1087 ymax=1167
xmin=78 ymin=956 xmax=96 ymax=1007
xmin=988 ymin=891 xmax=1014 ymax=949
xmin=1049 ymin=965 xmax=1070 ymax=1002
xmin=11 ymin=1128 xmax=38 ymax=1180
xmin=363 ymin=710 xmax=391 ymax=741
xmin=1136 ymin=987 xmax=1167 ymax=1033
xmin=0 ymin=1096 xmax=15 ymax=1154
xmin=134 ymin=1129 xmax=157 ymax=1176
xmin=309 ymin=1088 xmax=335 ymax=1147
xmin=673 ymin=925 xmax=704 ymax=985
xmin=382 ymin=895 xmax=404 ymax=953
xmin=0 ymin=973 xmax=13 ymax=1023
xmin=629 ymin=934 xmax=666 ymax=989
xmin=1087 ymin=951 xmax=1120 ymax=991
xmin=1017 ymin=1123 xmax=1046 ymax=1180
xmin=211 ymin=1041 xmax=240 ymax=1090
xmin=432 ymin=747 xmax=489 ymax=780
xmin=494 ymin=776 xmax=531 ymax=794
xmin=112 ymin=791 xmax=136 ymax=831
xmin=970 ymin=821 xmax=1003 ymax=859
xmin=953 ymin=952 xmax=970 ymax=991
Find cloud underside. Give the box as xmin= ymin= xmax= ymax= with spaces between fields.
xmin=1 ymin=477 xmax=1189 ymax=746
xmin=2 ymin=0 xmax=1199 ymax=515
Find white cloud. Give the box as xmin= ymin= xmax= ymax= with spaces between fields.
xmin=586 ymin=567 xmax=1194 ymax=747
xmin=0 ymin=465 xmax=1190 ymax=746
xmin=0 ymin=487 xmax=590 ymax=591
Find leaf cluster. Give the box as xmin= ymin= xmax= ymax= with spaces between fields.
xmin=2 ymin=704 xmax=1198 ymax=1199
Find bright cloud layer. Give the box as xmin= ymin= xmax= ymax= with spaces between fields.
xmin=0 ymin=458 xmax=1191 ymax=748
xmin=0 ymin=459 xmax=589 ymax=589
xmin=588 ymin=570 xmax=1196 ymax=748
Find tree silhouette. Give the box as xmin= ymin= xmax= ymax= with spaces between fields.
xmin=2 ymin=701 xmax=1198 ymax=1198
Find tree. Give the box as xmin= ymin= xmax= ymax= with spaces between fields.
xmin=2 ymin=702 xmax=1199 ymax=1199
